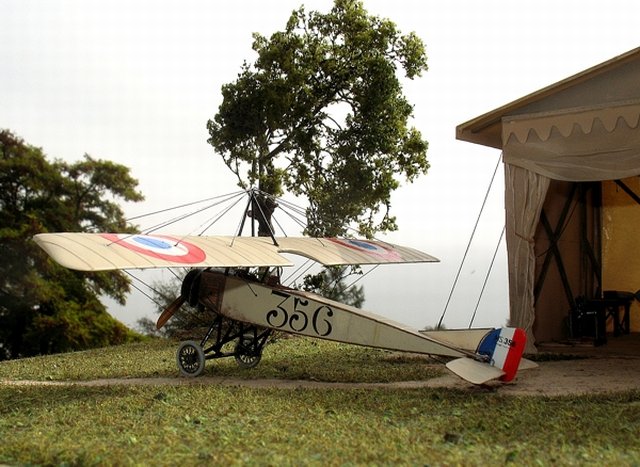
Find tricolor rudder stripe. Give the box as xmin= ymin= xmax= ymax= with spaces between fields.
xmin=476 ymin=327 xmax=526 ymax=382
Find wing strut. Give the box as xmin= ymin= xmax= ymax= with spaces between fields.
xmin=236 ymin=188 xmax=279 ymax=247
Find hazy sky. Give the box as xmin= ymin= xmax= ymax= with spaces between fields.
xmin=1 ymin=0 xmax=638 ymax=329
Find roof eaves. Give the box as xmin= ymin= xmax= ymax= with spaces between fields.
xmin=456 ymin=47 xmax=640 ymax=149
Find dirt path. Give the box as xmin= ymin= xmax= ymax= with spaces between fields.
xmin=3 ymin=356 xmax=640 ymax=396
xmin=499 ymin=355 xmax=640 ymax=396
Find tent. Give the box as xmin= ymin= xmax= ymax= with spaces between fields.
xmin=456 ymin=47 xmax=640 ymax=351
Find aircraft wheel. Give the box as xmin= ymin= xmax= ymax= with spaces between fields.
xmin=176 ymin=340 xmax=205 ymax=377
xmin=234 ymin=336 xmax=262 ymax=369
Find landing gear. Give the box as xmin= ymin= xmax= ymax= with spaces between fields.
xmin=174 ymin=269 xmax=275 ymax=377
xmin=176 ymin=340 xmax=205 ymax=377
xmin=234 ymin=334 xmax=263 ymax=369
xmin=175 ymin=313 xmax=272 ymax=376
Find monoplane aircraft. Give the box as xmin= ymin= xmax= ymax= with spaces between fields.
xmin=34 ymin=230 xmax=532 ymax=385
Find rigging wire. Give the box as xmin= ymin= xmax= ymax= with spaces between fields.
xmin=284 ymin=260 xmax=317 ymax=287
xmin=124 ymin=271 xmax=163 ymax=307
xmin=123 ymin=268 xmax=190 ymax=316
xmin=126 ymin=191 xmax=244 ymax=222
xmin=256 ymin=188 xmax=391 ymax=295
xmin=252 ymin=189 xmax=279 ymax=238
xmin=167 ymin=268 xmax=184 ymax=281
xmin=274 ymin=204 xmax=309 ymax=231
xmin=468 ymin=225 xmax=506 ymax=328
xmin=282 ymin=258 xmax=312 ymax=285
xmin=324 ymin=266 xmax=353 ymax=296
xmin=120 ymin=188 xmax=390 ymax=313
xmin=127 ymin=190 xmax=245 ymax=222
xmin=276 ymin=198 xmax=307 ymax=217
xmin=253 ymin=188 xmax=380 ymax=294
xmin=256 ymin=189 xmax=309 ymax=231
xmin=436 ymin=153 xmax=503 ymax=330
xmin=343 ymin=264 xmax=379 ymax=291
xmin=142 ymin=191 xmax=246 ymax=236
xmin=197 ymin=193 xmax=246 ymax=236
xmin=270 ymin=212 xmax=288 ymax=237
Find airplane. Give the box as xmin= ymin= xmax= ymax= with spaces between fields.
xmin=33 ymin=230 xmax=534 ymax=385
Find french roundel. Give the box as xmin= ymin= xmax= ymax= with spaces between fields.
xmin=101 ymin=233 xmax=206 ymax=264
xmin=328 ymin=238 xmax=402 ymax=261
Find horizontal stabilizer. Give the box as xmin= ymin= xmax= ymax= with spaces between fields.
xmin=421 ymin=328 xmax=492 ymax=352
xmin=517 ymin=358 xmax=538 ymax=371
xmin=446 ymin=357 xmax=505 ymax=385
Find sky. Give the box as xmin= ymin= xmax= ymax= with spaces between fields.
xmin=1 ymin=0 xmax=638 ymax=330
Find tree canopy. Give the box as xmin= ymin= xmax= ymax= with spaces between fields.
xmin=207 ymin=0 xmax=429 ymax=238
xmin=0 ymin=129 xmax=144 ymax=359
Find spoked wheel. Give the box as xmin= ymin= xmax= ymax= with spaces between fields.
xmin=176 ymin=340 xmax=205 ymax=377
xmin=234 ymin=335 xmax=262 ymax=369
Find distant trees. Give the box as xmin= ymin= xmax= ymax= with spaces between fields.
xmin=0 ymin=129 xmax=144 ymax=359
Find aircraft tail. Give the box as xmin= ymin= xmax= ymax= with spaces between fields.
xmin=446 ymin=327 xmax=527 ymax=384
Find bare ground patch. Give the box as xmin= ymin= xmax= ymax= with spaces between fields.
xmin=3 ymin=355 xmax=639 ymax=396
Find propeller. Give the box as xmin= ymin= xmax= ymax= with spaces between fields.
xmin=156 ymin=269 xmax=204 ymax=330
xmin=156 ymin=294 xmax=187 ymax=330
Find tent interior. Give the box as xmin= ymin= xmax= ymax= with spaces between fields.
xmin=457 ymin=47 xmax=640 ymax=352
xmin=533 ymin=177 xmax=640 ymax=343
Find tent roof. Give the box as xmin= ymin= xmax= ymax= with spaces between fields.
xmin=456 ymin=47 xmax=640 ymax=149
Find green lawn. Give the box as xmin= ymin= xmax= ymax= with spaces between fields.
xmin=0 ymin=336 xmax=443 ymax=383
xmin=1 ymin=338 xmax=639 ymax=465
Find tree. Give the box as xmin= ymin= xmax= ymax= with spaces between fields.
xmin=302 ymin=265 xmax=365 ymax=308
xmin=136 ymin=275 xmax=217 ymax=339
xmin=0 ymin=129 xmax=144 ymax=359
xmin=207 ymin=0 xmax=429 ymax=239
xmin=206 ymin=0 xmax=428 ymax=307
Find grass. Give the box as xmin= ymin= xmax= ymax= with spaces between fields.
xmin=1 ymin=338 xmax=640 ymax=465
xmin=0 ymin=336 xmax=443 ymax=383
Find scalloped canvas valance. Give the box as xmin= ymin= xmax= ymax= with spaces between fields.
xmin=502 ymin=100 xmax=640 ymax=181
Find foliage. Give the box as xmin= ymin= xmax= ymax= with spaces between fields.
xmin=136 ymin=274 xmax=219 ymax=339
xmin=207 ymin=0 xmax=428 ymax=307
xmin=0 ymin=129 xmax=144 ymax=359
xmin=302 ymin=265 xmax=365 ymax=308
xmin=1 ymin=340 xmax=639 ymax=465
xmin=207 ymin=0 xmax=429 ymax=238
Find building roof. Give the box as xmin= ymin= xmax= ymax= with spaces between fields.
xmin=456 ymin=47 xmax=640 ymax=149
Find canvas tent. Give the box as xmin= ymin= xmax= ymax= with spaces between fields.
xmin=457 ymin=47 xmax=640 ymax=351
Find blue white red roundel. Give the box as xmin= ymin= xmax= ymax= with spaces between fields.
xmin=328 ymin=238 xmax=402 ymax=261
xmin=101 ymin=233 xmax=206 ymax=264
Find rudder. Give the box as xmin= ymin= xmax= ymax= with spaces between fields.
xmin=476 ymin=327 xmax=526 ymax=382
